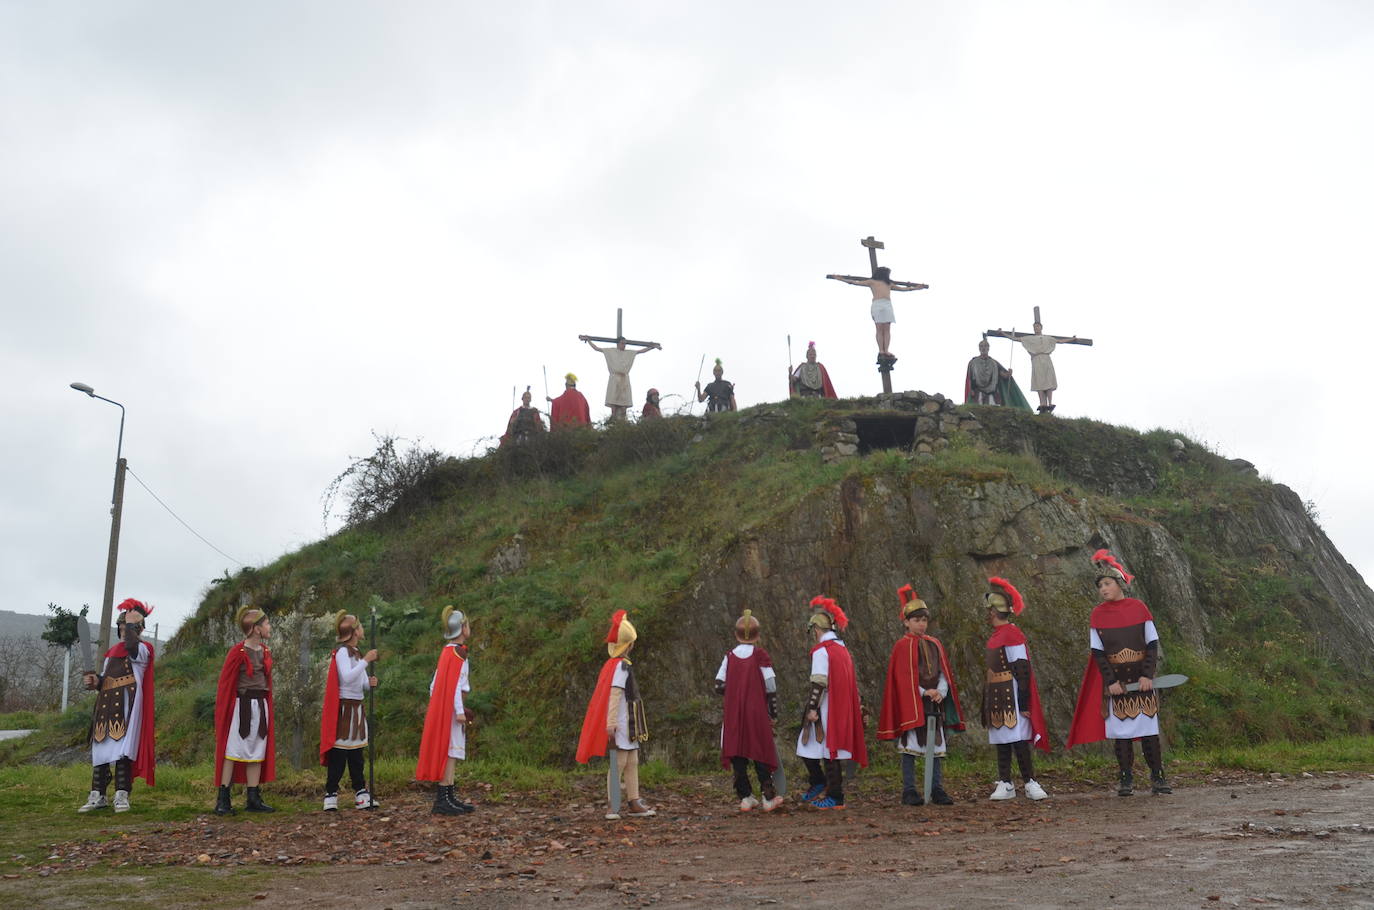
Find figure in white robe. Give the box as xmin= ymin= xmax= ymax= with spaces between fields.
xmin=581 ymin=338 xmax=661 ymax=420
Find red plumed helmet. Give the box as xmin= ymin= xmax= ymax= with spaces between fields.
xmin=897 ymin=584 xmax=917 ymax=606
xmin=809 ymin=595 xmax=848 ymax=631
xmin=116 ymin=597 xmax=151 ymax=618
xmin=604 ymin=609 xmax=627 ymax=643
xmin=1091 ymin=549 xmax=1135 ymax=585
xmin=986 ymin=577 xmax=1025 ymax=615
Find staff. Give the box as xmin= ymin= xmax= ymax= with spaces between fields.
xmin=366 ymin=603 xmax=378 ymax=807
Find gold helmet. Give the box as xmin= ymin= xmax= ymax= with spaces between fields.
xmin=605 ymin=610 xmax=637 ymax=658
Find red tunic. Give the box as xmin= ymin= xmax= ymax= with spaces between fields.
xmin=550 ymin=389 xmax=591 ymax=428
xmin=213 ymin=641 xmax=276 ymax=785
xmin=414 ymin=646 xmax=465 ymax=780
xmin=719 ymin=648 xmax=779 ymax=770
xmin=986 ymin=623 xmax=1051 ymax=753
xmin=574 ymin=658 xmax=622 ymax=763
xmin=1066 ymin=597 xmax=1155 ymax=747
xmin=815 ymin=640 xmax=868 ymax=766
xmin=100 ymin=641 xmax=157 ymax=785
xmin=877 ymin=633 xmax=966 ymax=740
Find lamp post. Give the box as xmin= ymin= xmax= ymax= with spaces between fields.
xmin=70 ymin=382 xmax=127 ymax=654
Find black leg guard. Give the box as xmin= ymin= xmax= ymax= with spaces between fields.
xmin=803 ymin=757 xmax=826 ymax=789
xmin=996 ymin=743 xmax=1013 ymax=782
xmin=1142 ymin=735 xmax=1171 ymax=793
xmin=114 ymin=758 xmax=133 ymax=792
xmin=92 ymin=763 xmax=111 ymax=795
xmin=1013 ymin=741 xmax=1035 ymax=783
xmin=824 ymin=759 xmax=844 ymax=805
xmin=1114 ymin=739 xmax=1135 ymax=796
xmin=754 ymin=761 xmax=775 ymax=801
xmin=730 ymin=757 xmax=752 ymax=799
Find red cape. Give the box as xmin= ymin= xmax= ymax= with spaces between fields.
xmin=986 ymin=624 xmax=1051 ymax=753
xmin=318 ymin=647 xmax=349 ymax=766
xmin=877 ymin=634 xmax=965 ymax=740
xmin=792 ymin=363 xmax=837 ymax=399
xmin=415 ymin=646 xmax=465 ymax=780
xmin=102 ymin=641 xmax=157 ymax=785
xmin=719 ymin=648 xmax=779 ymax=770
xmin=575 ymin=658 xmax=622 ymax=763
xmin=1066 ymin=598 xmax=1154 ymax=748
xmin=815 ymin=640 xmax=868 ymax=766
xmin=550 ymin=389 xmax=591 ymax=428
xmin=213 ymin=642 xmax=275 ymax=784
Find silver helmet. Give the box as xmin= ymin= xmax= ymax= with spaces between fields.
xmin=442 ymin=605 xmax=467 ymax=641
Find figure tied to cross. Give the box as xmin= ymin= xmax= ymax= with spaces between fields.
xmin=579 ymin=308 xmax=661 ymax=422
xmin=827 ymin=236 xmax=928 ymax=367
xmin=984 ymin=306 xmax=1092 ymax=414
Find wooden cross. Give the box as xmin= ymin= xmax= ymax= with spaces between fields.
xmin=577 ymin=308 xmax=660 ymax=348
xmin=825 ymin=235 xmax=929 ymax=289
xmin=984 ymin=306 xmax=1093 ymax=346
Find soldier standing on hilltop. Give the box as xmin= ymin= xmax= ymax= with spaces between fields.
xmin=790 ymin=343 xmax=837 ymax=399
xmin=79 ymin=598 xmax=157 ymax=814
xmin=501 ymin=387 xmax=546 ymax=445
xmin=1067 ymin=551 xmax=1173 ymax=797
xmin=547 ymin=373 xmax=591 ymax=429
xmin=695 ymin=359 xmax=737 ymax=413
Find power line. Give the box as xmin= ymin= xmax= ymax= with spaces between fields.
xmin=125 ymin=466 xmax=244 ymax=567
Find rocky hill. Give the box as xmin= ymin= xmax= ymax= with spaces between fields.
xmin=167 ymin=394 xmax=1374 ymax=767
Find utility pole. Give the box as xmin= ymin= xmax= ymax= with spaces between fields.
xmin=71 ymin=383 xmax=128 ymax=654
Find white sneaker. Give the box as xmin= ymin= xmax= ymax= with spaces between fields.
xmin=1024 ymin=779 xmax=1048 ymax=801
xmin=761 ymin=795 xmax=785 ymax=812
xmin=323 ymin=794 xmax=339 ymax=811
xmin=78 ymin=790 xmax=108 ymax=813
xmin=355 ymin=790 xmax=378 ymax=809
xmin=112 ymin=789 xmax=131 ymax=812
xmin=989 ymin=780 xmax=1016 ymax=801
xmin=604 ymin=811 xmax=621 ymax=820
xmin=739 ymin=796 xmax=760 ymax=812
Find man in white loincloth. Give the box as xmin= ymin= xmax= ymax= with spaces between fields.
xmin=828 ymin=267 xmax=923 ymax=359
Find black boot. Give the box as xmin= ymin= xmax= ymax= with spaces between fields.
xmin=929 ymin=786 xmax=955 ymax=806
xmin=901 ymin=788 xmax=923 ymax=806
xmin=244 ymin=786 xmax=275 ymax=812
xmin=214 ymin=785 xmax=235 ymax=815
xmin=1118 ymin=769 xmax=1134 ymax=797
xmin=431 ymin=785 xmax=463 ymax=816
xmin=1150 ymin=770 xmax=1172 ymax=795
xmin=446 ymin=787 xmax=475 ymax=813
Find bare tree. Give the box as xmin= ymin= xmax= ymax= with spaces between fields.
xmin=322 ymin=432 xmax=445 ymax=529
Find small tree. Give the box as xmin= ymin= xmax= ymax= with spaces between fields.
xmin=322 ymin=432 xmax=446 ymax=530
xmin=41 ymin=603 xmax=87 ymax=712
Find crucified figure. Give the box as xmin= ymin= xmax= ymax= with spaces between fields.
xmin=984 ymin=307 xmax=1092 ymax=414
xmin=827 ymin=237 xmax=927 ymax=364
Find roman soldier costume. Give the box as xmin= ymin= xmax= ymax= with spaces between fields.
xmin=877 ymin=585 xmax=965 ymax=806
xmin=78 ymin=598 xmax=156 ymax=814
xmin=549 ymin=373 xmax=592 ymax=428
xmin=982 ymin=577 xmax=1050 ymax=801
xmin=576 ymin=610 xmax=655 ymax=820
xmin=320 ymin=611 xmax=378 ymax=810
xmin=790 ymin=343 xmax=838 ymax=399
xmin=715 ymin=609 xmax=782 ymax=812
xmin=796 ymin=597 xmax=867 ymax=809
xmin=213 ymin=605 xmax=276 ymax=814
xmin=416 ymin=606 xmax=475 ymax=815
xmin=1067 ymin=550 xmax=1172 ymax=796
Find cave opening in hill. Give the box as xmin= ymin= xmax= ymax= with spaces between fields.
xmin=854 ymin=415 xmax=917 ymax=454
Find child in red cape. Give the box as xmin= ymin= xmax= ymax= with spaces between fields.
xmin=877 ymin=585 xmax=965 ymax=806
xmin=982 ymin=577 xmax=1051 ymax=801
xmin=214 ymin=605 xmax=276 ymax=814
xmin=715 ymin=609 xmax=782 ymax=812
xmin=796 ymin=597 xmax=867 ymax=809
xmin=576 ymin=610 xmax=655 ymax=820
xmin=319 ymin=611 xmax=379 ymax=811
xmin=415 ymin=606 xmax=475 ymax=815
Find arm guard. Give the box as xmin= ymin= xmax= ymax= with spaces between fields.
xmin=714 ymin=679 xmax=726 ymax=696
xmin=1010 ymin=658 xmax=1031 ymax=709
xmin=801 ymin=679 xmax=826 ymax=724
xmin=1091 ymin=648 xmax=1114 ymax=685
xmin=766 ymin=692 xmax=778 ymax=720
xmin=1142 ymin=640 xmax=1159 ymax=679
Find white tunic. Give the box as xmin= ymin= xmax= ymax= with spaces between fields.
xmin=795 ymin=632 xmax=852 ymax=761
xmin=448 ymin=656 xmax=471 ymax=760
xmin=1019 ymin=334 xmax=1058 ymax=391
xmin=610 ymin=661 xmax=639 ymax=751
xmin=1091 ymin=622 xmax=1161 ymax=738
xmin=986 ymin=643 xmax=1033 ymax=745
xmin=332 ymin=647 xmax=370 ymax=749
xmin=600 ymin=348 xmax=640 ymax=408
xmin=90 ymin=642 xmax=150 ymax=766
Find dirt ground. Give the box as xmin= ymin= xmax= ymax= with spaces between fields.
xmin=16 ymin=772 xmax=1374 ymax=908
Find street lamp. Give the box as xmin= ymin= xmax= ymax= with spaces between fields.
xmin=70 ymin=382 xmax=127 ymax=654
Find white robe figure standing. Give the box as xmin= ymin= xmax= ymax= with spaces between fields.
xmin=581 ymin=337 xmax=661 ymax=420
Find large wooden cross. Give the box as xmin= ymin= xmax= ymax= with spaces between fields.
xmin=825 ymin=235 xmax=929 ymax=290
xmin=984 ymin=306 xmax=1094 ymax=347
xmin=577 ymin=308 xmax=660 ymax=348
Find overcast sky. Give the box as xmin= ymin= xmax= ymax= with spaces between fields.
xmin=3 ymin=1 xmax=1370 ymax=639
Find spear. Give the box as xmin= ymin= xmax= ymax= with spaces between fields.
xmin=690 ymin=354 xmax=705 ymax=415
xmin=787 ymin=334 xmax=793 ymax=397
xmin=366 ymin=603 xmax=378 ymax=808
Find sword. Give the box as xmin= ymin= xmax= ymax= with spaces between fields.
xmin=1125 ymin=673 xmax=1188 ymax=692
xmin=77 ymin=615 xmax=95 ymax=676
xmin=922 ymin=714 xmax=937 ymax=804
xmin=607 ymin=746 xmax=622 ymax=816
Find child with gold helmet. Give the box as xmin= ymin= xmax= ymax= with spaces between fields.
xmin=877 ymin=585 xmax=966 ymax=806
xmin=795 ymin=596 xmax=868 ymax=809
xmin=576 ymin=610 xmax=655 ymax=820
xmin=1067 ymin=550 xmax=1172 ymax=797
xmin=319 ymin=611 xmax=379 ymax=811
xmin=416 ymin=606 xmax=476 ymax=815
xmin=982 ymin=577 xmax=1051 ymax=802
xmin=714 ymin=609 xmax=782 ymax=812
xmin=213 ymin=604 xmax=276 ymax=815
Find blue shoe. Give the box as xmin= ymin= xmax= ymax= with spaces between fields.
xmin=801 ymin=784 xmax=825 ymax=802
xmin=811 ymin=796 xmax=845 ymax=810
